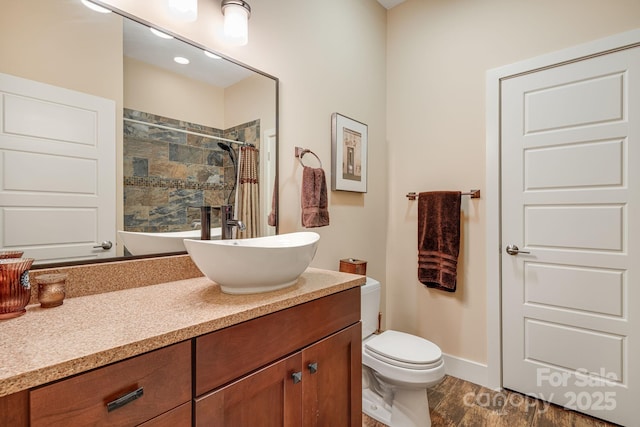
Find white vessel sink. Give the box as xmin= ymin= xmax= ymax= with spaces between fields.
xmin=118 ymin=228 xmax=222 ymax=256
xmin=184 ymin=232 xmax=320 ymax=294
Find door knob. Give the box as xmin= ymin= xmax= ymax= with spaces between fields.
xmin=291 ymin=371 xmax=302 ymax=384
xmin=308 ymin=362 xmax=318 ymax=374
xmin=505 ymin=244 xmax=530 ymax=255
xmin=93 ymin=241 xmax=113 ymax=250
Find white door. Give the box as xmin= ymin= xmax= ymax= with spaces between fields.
xmin=0 ymin=73 xmax=116 ymax=263
xmin=501 ymin=47 xmax=639 ymax=426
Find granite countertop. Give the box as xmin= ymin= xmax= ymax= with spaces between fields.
xmin=0 ymin=267 xmax=365 ymax=397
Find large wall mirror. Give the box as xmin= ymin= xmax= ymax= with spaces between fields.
xmin=0 ymin=0 xmax=278 ymax=267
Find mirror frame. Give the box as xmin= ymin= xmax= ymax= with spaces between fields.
xmin=30 ymin=1 xmax=279 ymax=269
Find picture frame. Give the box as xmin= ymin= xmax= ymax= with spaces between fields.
xmin=331 ymin=113 xmax=368 ymax=192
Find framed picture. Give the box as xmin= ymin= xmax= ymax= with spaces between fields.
xmin=331 ymin=113 xmax=368 ymax=192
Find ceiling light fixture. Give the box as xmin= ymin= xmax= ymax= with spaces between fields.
xmin=221 ymin=0 xmax=251 ymax=46
xmin=81 ymin=0 xmax=112 ymax=14
xmin=174 ymin=56 xmax=190 ymax=65
xmin=167 ymin=0 xmax=198 ymax=22
xmin=149 ymin=27 xmax=174 ymax=39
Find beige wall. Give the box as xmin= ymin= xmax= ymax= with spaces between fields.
xmin=225 ymin=74 xmax=275 ymax=134
xmin=124 ymin=57 xmax=225 ymax=129
xmin=102 ymin=0 xmax=389 ymax=291
xmin=386 ymin=0 xmax=640 ymax=365
xmin=0 ymin=0 xmax=122 ymax=100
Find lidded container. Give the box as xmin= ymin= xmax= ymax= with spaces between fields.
xmin=0 ymin=257 xmax=34 ymax=319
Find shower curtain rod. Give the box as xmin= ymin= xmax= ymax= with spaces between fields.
xmin=124 ymin=117 xmax=256 ymax=147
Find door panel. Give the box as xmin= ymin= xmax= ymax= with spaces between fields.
xmin=525 ymin=205 xmax=624 ymax=250
xmin=524 ymin=139 xmax=624 ymax=190
xmin=524 ymin=263 xmax=624 ymax=316
xmin=0 ymin=72 xmax=115 ymax=263
xmin=525 ymin=319 xmax=624 ymax=379
xmin=501 ymin=46 xmax=639 ymax=426
xmin=194 ymin=353 xmax=302 ymax=427
xmin=302 ymin=324 xmax=362 ymax=427
xmin=524 ymin=72 xmax=625 ymax=133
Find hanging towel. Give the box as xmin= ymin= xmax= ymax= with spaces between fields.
xmin=418 ymin=191 xmax=461 ymax=292
xmin=301 ymin=166 xmax=329 ymax=228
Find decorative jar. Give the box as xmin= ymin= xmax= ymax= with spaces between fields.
xmin=0 ymin=258 xmax=34 ymax=320
xmin=36 ymin=273 xmax=67 ymax=308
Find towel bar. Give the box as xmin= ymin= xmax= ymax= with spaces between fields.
xmin=295 ymin=147 xmax=323 ymax=168
xmin=405 ymin=189 xmax=480 ymax=200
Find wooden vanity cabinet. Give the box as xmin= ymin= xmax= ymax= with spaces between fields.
xmin=0 ymin=285 xmax=362 ymax=427
xmin=194 ymin=287 xmax=362 ymax=427
xmin=29 ymin=341 xmax=191 ymax=427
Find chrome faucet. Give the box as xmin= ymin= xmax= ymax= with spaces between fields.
xmin=220 ymin=204 xmax=245 ymax=239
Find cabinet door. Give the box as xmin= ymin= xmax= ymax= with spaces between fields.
xmin=195 ymin=353 xmax=303 ymax=427
xmin=302 ymin=323 xmax=362 ymax=427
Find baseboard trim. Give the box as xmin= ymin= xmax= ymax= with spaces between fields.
xmin=442 ymin=353 xmax=492 ymax=389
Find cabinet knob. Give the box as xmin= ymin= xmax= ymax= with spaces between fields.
xmin=291 ymin=371 xmax=302 ymax=384
xmin=308 ymin=362 xmax=318 ymax=374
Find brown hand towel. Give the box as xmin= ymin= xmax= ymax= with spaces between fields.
xmin=418 ymin=191 xmax=461 ymax=292
xmin=301 ymin=166 xmax=329 ymax=228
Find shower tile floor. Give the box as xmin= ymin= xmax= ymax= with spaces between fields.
xmin=362 ymin=375 xmax=620 ymax=427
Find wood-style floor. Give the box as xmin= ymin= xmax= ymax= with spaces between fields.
xmin=362 ymin=375 xmax=620 ymax=427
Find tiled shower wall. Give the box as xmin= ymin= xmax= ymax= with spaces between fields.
xmin=123 ymin=109 xmax=260 ymax=232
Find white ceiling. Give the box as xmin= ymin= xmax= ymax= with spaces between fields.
xmin=377 ymin=0 xmax=407 ymax=9
xmin=123 ymin=19 xmax=253 ymax=88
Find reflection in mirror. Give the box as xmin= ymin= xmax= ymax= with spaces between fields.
xmin=0 ymin=0 xmax=278 ymax=266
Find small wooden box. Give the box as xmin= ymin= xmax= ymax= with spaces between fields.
xmin=339 ymin=258 xmax=367 ymax=275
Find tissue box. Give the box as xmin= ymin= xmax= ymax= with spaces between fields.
xmin=339 ymin=258 xmax=367 ymax=275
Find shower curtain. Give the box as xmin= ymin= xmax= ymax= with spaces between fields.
xmin=235 ymin=146 xmax=260 ymax=238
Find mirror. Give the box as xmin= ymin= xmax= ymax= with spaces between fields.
xmin=0 ymin=0 xmax=278 ymax=267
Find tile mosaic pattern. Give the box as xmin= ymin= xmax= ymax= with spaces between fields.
xmin=123 ymin=109 xmax=260 ymax=232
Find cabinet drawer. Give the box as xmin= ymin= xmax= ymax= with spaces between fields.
xmin=139 ymin=401 xmax=192 ymax=427
xmin=30 ymin=341 xmax=191 ymax=427
xmin=195 ymin=287 xmax=360 ymax=395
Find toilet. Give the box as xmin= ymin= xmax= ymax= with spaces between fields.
xmin=361 ymin=277 xmax=445 ymax=427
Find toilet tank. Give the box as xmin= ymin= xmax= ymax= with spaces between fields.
xmin=361 ymin=277 xmax=381 ymax=339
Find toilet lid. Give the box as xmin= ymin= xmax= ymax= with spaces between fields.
xmin=365 ymin=330 xmax=442 ymax=366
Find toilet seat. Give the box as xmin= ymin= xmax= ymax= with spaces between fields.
xmin=365 ymin=330 xmax=442 ymax=370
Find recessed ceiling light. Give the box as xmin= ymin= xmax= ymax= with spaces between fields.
xmin=204 ymin=51 xmax=221 ymax=60
xmin=81 ymin=0 xmax=112 ymax=13
xmin=174 ymin=56 xmax=190 ymax=65
xmin=149 ymin=27 xmax=174 ymax=39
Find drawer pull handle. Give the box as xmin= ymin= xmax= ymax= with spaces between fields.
xmin=308 ymin=362 xmax=318 ymax=374
xmin=291 ymin=371 xmax=302 ymax=384
xmin=107 ymin=387 xmax=144 ymax=412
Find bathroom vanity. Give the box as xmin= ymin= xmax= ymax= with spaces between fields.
xmin=0 ymin=260 xmax=364 ymax=426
